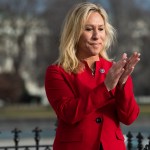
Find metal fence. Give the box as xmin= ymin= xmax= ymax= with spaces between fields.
xmin=0 ymin=127 xmax=149 ymax=150
xmin=0 ymin=127 xmax=53 ymax=150
xmin=126 ymin=131 xmax=150 ymax=150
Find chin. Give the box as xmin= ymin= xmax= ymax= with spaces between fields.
xmin=91 ymin=50 xmax=101 ymax=55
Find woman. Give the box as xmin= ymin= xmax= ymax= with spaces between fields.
xmin=45 ymin=2 xmax=140 ymax=150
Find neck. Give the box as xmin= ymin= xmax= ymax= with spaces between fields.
xmin=83 ymin=56 xmax=100 ymax=69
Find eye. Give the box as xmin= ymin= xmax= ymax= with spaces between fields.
xmin=99 ymin=27 xmax=104 ymax=31
xmin=85 ymin=27 xmax=93 ymax=31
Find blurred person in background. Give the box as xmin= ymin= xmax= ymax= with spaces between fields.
xmin=45 ymin=2 xmax=140 ymax=150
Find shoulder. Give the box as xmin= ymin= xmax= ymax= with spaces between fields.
xmin=45 ymin=64 xmax=69 ymax=78
xmin=46 ymin=64 xmax=60 ymax=71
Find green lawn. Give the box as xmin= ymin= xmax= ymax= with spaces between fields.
xmin=0 ymin=104 xmax=56 ymax=119
xmin=139 ymin=104 xmax=150 ymax=114
xmin=0 ymin=104 xmax=149 ymax=120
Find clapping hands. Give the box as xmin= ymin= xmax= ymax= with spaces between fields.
xmin=104 ymin=52 xmax=140 ymax=91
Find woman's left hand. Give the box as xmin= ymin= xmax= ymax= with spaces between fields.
xmin=118 ymin=52 xmax=140 ymax=88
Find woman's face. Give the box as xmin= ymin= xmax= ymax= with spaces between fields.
xmin=77 ymin=12 xmax=106 ymax=59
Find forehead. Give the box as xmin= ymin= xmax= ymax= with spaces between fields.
xmin=85 ymin=12 xmax=104 ymax=25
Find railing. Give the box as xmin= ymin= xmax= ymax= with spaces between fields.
xmin=0 ymin=127 xmax=53 ymax=150
xmin=126 ymin=131 xmax=150 ymax=150
xmin=0 ymin=127 xmax=149 ymax=150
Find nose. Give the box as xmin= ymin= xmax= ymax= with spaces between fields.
xmin=92 ymin=30 xmax=99 ymax=40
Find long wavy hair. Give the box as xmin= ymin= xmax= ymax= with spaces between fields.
xmin=57 ymin=2 xmax=116 ymax=73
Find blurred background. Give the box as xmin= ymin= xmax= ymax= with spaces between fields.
xmin=0 ymin=0 xmax=149 ymax=147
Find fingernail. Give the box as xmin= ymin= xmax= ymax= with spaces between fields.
xmin=124 ymin=53 xmax=127 ymax=57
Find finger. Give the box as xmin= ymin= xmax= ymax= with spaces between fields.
xmin=126 ymin=52 xmax=140 ymax=69
xmin=128 ymin=52 xmax=140 ymax=62
xmin=127 ymin=57 xmax=140 ymax=69
xmin=105 ymin=64 xmax=125 ymax=90
xmin=122 ymin=53 xmax=127 ymax=59
xmin=105 ymin=53 xmax=128 ymax=90
xmin=113 ymin=53 xmax=127 ymax=70
xmin=119 ymin=67 xmax=134 ymax=85
xmin=118 ymin=52 xmax=141 ymax=87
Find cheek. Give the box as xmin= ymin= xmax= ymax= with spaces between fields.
xmin=78 ymin=35 xmax=89 ymax=46
xmin=101 ymin=31 xmax=106 ymax=40
xmin=80 ymin=32 xmax=91 ymax=41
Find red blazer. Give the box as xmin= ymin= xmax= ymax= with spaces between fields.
xmin=45 ymin=58 xmax=139 ymax=150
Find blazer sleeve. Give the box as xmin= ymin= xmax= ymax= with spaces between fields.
xmin=115 ymin=76 xmax=140 ymax=125
xmin=45 ymin=65 xmax=113 ymax=124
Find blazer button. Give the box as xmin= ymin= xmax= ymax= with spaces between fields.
xmin=96 ymin=117 xmax=102 ymax=123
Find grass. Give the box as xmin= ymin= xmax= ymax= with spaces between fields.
xmin=0 ymin=104 xmax=56 ymax=120
xmin=0 ymin=104 xmax=149 ymax=120
xmin=139 ymin=104 xmax=150 ymax=115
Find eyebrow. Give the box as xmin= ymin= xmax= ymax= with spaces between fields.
xmin=84 ymin=24 xmax=105 ymax=27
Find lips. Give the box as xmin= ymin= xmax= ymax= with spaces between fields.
xmin=90 ymin=43 xmax=101 ymax=49
xmin=90 ymin=43 xmax=101 ymax=47
xmin=90 ymin=43 xmax=101 ymax=45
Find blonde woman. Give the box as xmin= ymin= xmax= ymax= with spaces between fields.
xmin=45 ymin=2 xmax=140 ymax=150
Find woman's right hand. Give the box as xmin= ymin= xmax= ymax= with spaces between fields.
xmin=104 ymin=53 xmax=127 ymax=91
xmin=104 ymin=52 xmax=140 ymax=91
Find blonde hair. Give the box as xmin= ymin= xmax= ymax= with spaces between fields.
xmin=57 ymin=2 xmax=116 ymax=73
